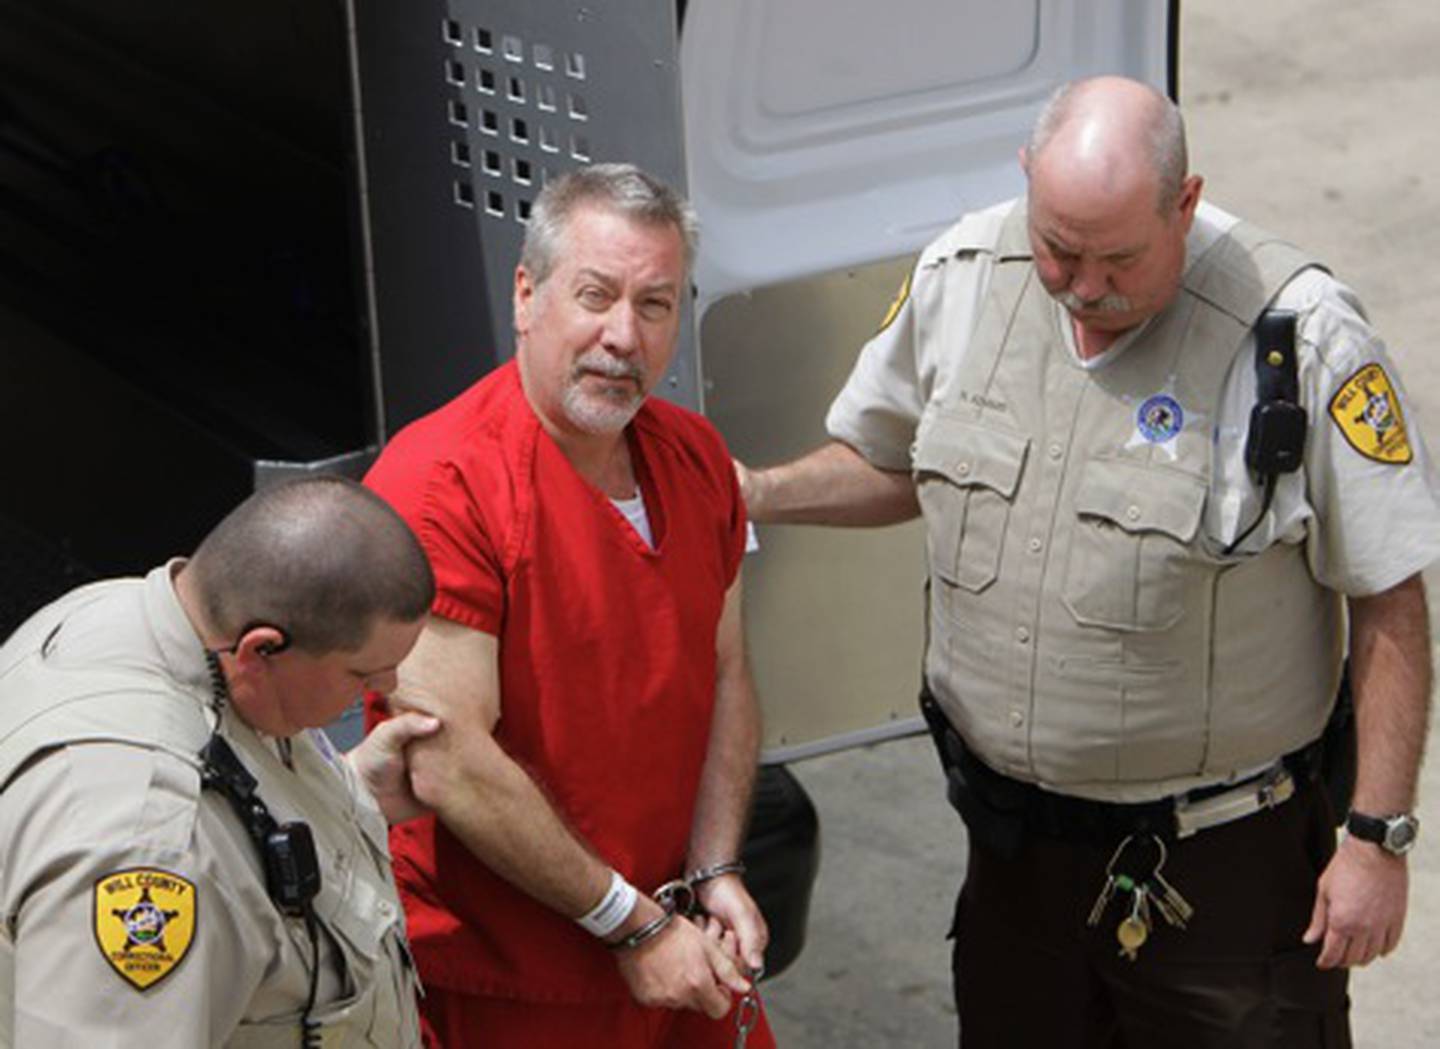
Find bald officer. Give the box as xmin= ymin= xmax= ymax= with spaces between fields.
xmin=1 ymin=477 xmax=438 ymax=1046
xmin=739 ymin=76 xmax=1440 ymax=1047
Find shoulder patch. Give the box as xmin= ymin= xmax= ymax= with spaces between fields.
xmin=93 ymin=868 xmax=197 ymax=990
xmin=875 ymin=271 xmax=912 ymax=334
xmin=1328 ymin=363 xmax=1413 ymax=464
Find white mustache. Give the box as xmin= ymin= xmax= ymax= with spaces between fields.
xmin=1056 ymin=291 xmax=1132 ymax=314
xmin=571 ymin=351 xmax=642 ymax=383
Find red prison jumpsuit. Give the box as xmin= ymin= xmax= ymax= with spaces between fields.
xmin=365 ymin=361 xmax=776 ymax=1049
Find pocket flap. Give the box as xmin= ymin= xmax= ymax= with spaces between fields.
xmin=1073 ymin=459 xmax=1206 ymax=542
xmin=914 ymin=415 xmax=1029 ymax=498
xmin=321 ymin=871 xmax=386 ymax=959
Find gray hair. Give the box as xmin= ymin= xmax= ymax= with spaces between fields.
xmin=1027 ymin=79 xmax=1189 ymax=213
xmin=189 ymin=476 xmax=434 ymax=653
xmin=519 ymin=162 xmax=699 ymax=286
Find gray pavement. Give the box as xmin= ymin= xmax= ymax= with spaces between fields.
xmin=761 ymin=3 xmax=1440 ymax=1045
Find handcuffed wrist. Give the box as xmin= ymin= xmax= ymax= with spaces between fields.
xmin=607 ymin=904 xmax=675 ymax=952
xmin=687 ymin=860 xmax=746 ymax=887
xmin=576 ymin=870 xmax=639 ymax=938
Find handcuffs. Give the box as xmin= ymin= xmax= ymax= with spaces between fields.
xmin=607 ymin=860 xmax=747 ymax=952
xmin=607 ymin=860 xmax=765 ymax=1046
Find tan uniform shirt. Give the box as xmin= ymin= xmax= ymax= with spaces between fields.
xmin=0 ymin=565 xmax=422 ymax=1048
xmin=827 ymin=198 xmax=1440 ymax=798
xmin=829 ymin=199 xmax=1440 ymax=597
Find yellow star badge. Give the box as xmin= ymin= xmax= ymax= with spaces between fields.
xmin=93 ymin=868 xmax=197 ymax=990
xmin=1329 ymin=363 xmax=1412 ymax=464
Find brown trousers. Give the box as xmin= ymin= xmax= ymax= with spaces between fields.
xmin=951 ymin=779 xmax=1351 ymax=1048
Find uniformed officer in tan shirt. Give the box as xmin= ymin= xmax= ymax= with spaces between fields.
xmin=739 ymin=76 xmax=1440 ymax=1048
xmin=0 ymin=477 xmax=438 ymax=1047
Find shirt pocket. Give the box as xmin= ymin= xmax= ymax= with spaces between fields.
xmin=1062 ymin=459 xmax=1206 ymax=631
xmin=913 ymin=415 xmax=1029 ymax=594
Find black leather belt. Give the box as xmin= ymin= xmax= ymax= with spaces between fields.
xmin=920 ymin=689 xmax=1324 ymax=847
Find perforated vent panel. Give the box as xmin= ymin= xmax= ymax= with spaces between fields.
xmin=347 ymin=1 xmax=693 ymax=436
xmin=441 ymin=16 xmax=599 ymax=226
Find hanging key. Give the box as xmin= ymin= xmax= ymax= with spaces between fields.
xmin=1087 ymin=835 xmax=1137 ymax=927
xmin=1116 ymin=885 xmax=1151 ymax=961
xmin=1145 ymin=885 xmax=1183 ymax=930
xmin=1139 ymin=835 xmax=1194 ymax=929
xmin=1148 ymin=868 xmax=1194 ymax=927
xmin=1087 ymin=874 xmax=1118 ymax=927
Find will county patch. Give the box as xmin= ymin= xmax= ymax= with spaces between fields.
xmin=1329 ymin=363 xmax=1413 ymax=464
xmin=94 ymin=868 xmax=197 ymax=990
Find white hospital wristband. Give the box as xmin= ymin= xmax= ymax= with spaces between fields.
xmin=576 ymin=871 xmax=638 ymax=938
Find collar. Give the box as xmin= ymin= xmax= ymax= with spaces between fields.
xmin=142 ymin=558 xmax=215 ymax=701
xmin=1183 ymin=201 xmax=1240 ymax=276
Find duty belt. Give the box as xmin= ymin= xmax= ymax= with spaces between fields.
xmin=920 ymin=689 xmax=1323 ymax=848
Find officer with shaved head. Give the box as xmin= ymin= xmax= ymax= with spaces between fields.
xmin=1 ymin=477 xmax=439 ymax=1046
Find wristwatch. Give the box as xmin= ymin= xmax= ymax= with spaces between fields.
xmin=1345 ymin=810 xmax=1420 ymax=856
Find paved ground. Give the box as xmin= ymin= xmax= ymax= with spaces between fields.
xmin=761 ymin=3 xmax=1440 ymax=1046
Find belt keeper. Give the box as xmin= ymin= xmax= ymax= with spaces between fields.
xmin=1174 ymin=764 xmax=1296 ymax=838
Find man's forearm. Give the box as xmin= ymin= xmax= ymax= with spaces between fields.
xmin=741 ymin=440 xmax=918 ymax=526
xmin=392 ymin=620 xmax=665 ymax=943
xmin=410 ymin=728 xmax=620 ymax=920
xmin=411 ymin=719 xmax=746 ymax=1006
xmin=1347 ymin=573 xmax=1432 ymax=814
xmin=686 ymin=663 xmax=761 ymax=872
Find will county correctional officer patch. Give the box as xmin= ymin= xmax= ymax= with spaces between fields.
xmin=1329 ymin=363 xmax=1412 ymax=464
xmin=93 ymin=868 xmax=197 ymax=990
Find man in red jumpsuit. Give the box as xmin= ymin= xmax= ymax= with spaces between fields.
xmin=364 ymin=163 xmax=777 ymax=1049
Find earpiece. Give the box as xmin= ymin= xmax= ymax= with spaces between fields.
xmin=212 ymin=622 xmax=292 ymax=659
xmin=252 ymin=629 xmax=292 ymax=658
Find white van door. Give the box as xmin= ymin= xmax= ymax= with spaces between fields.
xmin=681 ymin=0 xmax=1178 ymax=760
